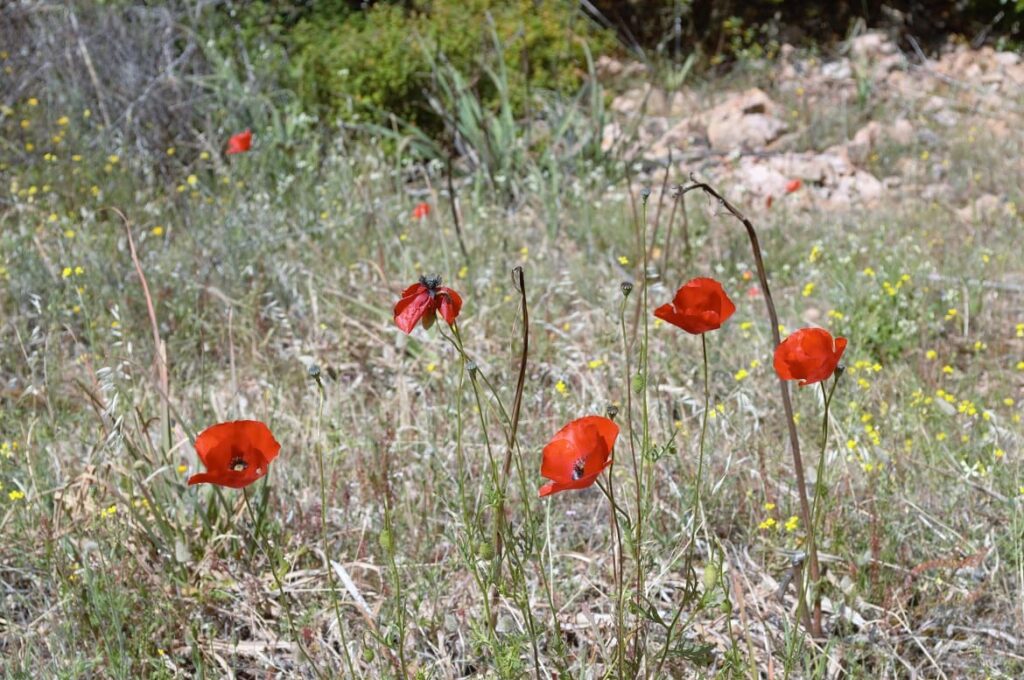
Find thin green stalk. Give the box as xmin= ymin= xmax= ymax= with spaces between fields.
xmin=449 ymin=325 xmax=498 ymax=647
xmin=801 ymin=376 xmax=840 ymax=634
xmin=381 ymin=496 xmax=409 ymax=676
xmin=242 ymin=489 xmax=324 ymax=680
xmin=686 ymin=334 xmax=711 ymax=568
xmin=637 ymin=190 xmax=651 ymax=610
xmin=598 ymin=474 xmax=627 ymax=679
xmin=312 ymin=375 xmax=357 ymax=678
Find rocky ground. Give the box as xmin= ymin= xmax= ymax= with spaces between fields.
xmin=600 ymin=31 xmax=1022 ymax=219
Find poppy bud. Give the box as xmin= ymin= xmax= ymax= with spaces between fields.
xmin=720 ymin=599 xmax=732 ymax=614
xmin=702 ymin=563 xmax=719 ymax=591
xmin=640 ymin=187 xmax=651 ymax=202
xmin=379 ymin=528 xmax=393 ymax=552
xmin=362 ymin=647 xmax=375 ymax=663
xmin=621 ymin=281 xmax=634 ymax=297
xmin=477 ymin=541 xmax=494 ymax=559
xmin=606 ymin=405 xmax=619 ymax=420
xmin=467 ymin=361 xmax=478 ymax=375
xmin=835 ymin=364 xmax=846 ymax=377
xmin=308 ymin=364 xmax=321 ymax=379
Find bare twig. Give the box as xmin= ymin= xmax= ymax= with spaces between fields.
xmin=679 ymin=178 xmax=821 ymax=636
xmin=490 ymin=266 xmax=529 ymax=629
xmin=445 ymin=153 xmax=471 ymax=263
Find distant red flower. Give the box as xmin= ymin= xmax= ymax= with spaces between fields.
xmin=785 ymin=178 xmax=802 ymax=194
xmin=654 ymin=277 xmax=736 ymax=335
xmin=393 ymin=275 xmax=462 ymax=333
xmin=412 ymin=202 xmax=431 ymax=220
xmin=187 ymin=420 xmax=280 ymax=488
xmin=774 ymin=327 xmax=847 ymax=386
xmin=539 ymin=416 xmax=618 ymax=497
xmin=226 ymin=129 xmax=252 ymax=155
xmin=747 ymin=285 xmax=761 ymax=299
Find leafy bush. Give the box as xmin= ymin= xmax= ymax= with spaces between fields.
xmin=284 ymin=0 xmax=615 ymax=130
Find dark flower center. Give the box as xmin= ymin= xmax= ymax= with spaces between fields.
xmin=230 ymin=457 xmax=249 ymax=472
xmin=419 ymin=274 xmax=442 ymax=293
xmin=571 ymin=458 xmax=586 ymax=481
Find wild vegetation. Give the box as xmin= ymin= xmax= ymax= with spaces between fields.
xmin=1 ymin=1 xmax=1022 ymax=678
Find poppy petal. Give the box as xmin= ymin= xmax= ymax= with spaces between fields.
xmin=437 ymin=288 xmax=463 ymax=326
xmin=538 ymin=466 xmax=610 ymax=497
xmin=540 ymin=436 xmax=580 ymax=483
xmin=394 ymin=289 xmax=432 ymax=334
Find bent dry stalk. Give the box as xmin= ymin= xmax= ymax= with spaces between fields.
xmin=489 ymin=266 xmax=530 ymax=631
xmin=678 ymin=179 xmax=821 ymax=636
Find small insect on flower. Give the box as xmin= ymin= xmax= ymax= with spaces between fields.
xmin=393 ymin=275 xmax=463 ymax=334
xmin=539 ymin=416 xmax=618 ymax=497
xmin=411 ymin=202 xmax=430 ymax=220
xmin=187 ymin=420 xmax=280 ymax=489
xmin=654 ymin=277 xmax=736 ymax=335
xmin=774 ymin=327 xmax=847 ymax=386
xmin=226 ymin=129 xmax=253 ymax=155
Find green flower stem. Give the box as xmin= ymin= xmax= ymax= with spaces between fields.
xmin=686 ymin=334 xmax=711 ymax=571
xmin=800 ymin=375 xmax=840 ymax=635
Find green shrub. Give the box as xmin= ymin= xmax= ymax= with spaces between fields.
xmin=285 ymin=0 xmax=615 ymax=130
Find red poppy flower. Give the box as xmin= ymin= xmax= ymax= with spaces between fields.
xmin=539 ymin=416 xmax=618 ymax=497
xmin=226 ymin=129 xmax=252 ymax=155
xmin=785 ymin=178 xmax=802 ymax=194
xmin=187 ymin=420 xmax=280 ymax=488
xmin=654 ymin=277 xmax=736 ymax=335
xmin=393 ymin=275 xmax=462 ymax=333
xmin=412 ymin=202 xmax=430 ymax=220
xmin=774 ymin=327 xmax=848 ymax=386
